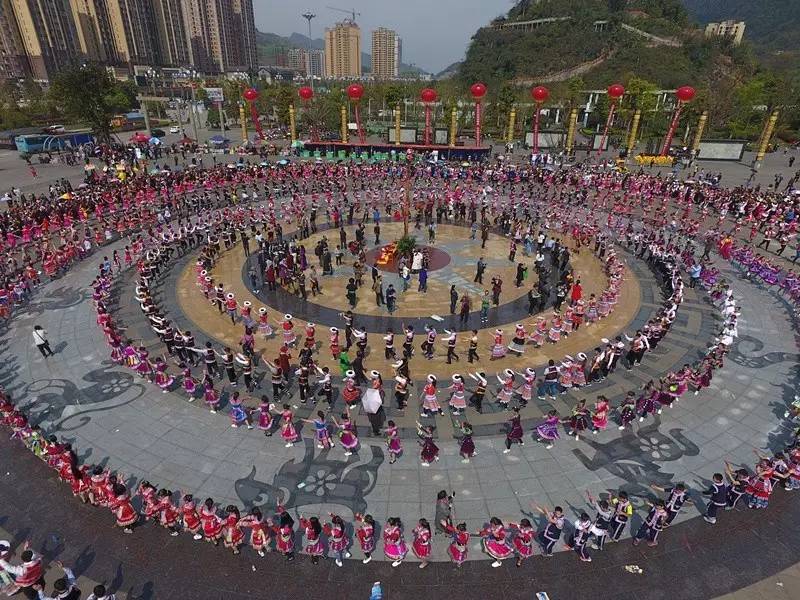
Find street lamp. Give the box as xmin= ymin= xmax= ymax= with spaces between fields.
xmin=301 ymin=12 xmax=316 ymax=91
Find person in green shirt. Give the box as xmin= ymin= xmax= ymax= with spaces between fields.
xmin=339 ymin=350 xmax=351 ymax=378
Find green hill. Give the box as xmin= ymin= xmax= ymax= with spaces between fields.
xmin=457 ymin=0 xmax=752 ymax=88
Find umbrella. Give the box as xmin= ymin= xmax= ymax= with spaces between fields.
xmin=130 ymin=132 xmax=149 ymax=143
xmin=291 ymin=140 xmax=304 ymax=148
xmin=209 ymin=135 xmax=228 ymax=144
xmin=277 ymin=159 xmax=289 ymax=165
xmin=180 ymin=136 xmax=194 ymax=144
xmin=461 ymin=161 xmax=470 ymax=167
xmin=60 ymin=192 xmax=72 ymax=200
xmin=148 ymin=137 xmax=161 ymax=145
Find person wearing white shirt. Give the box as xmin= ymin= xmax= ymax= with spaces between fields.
xmin=86 ymin=584 xmax=117 ymax=600
xmin=32 ymin=326 xmax=55 ymax=358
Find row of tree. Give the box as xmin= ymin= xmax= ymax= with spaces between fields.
xmin=1 ymin=64 xmax=797 ymax=145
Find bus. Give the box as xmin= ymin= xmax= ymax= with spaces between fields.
xmin=15 ymin=132 xmax=94 ymax=155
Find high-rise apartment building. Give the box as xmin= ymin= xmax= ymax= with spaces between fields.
xmin=324 ymin=20 xmax=360 ymax=79
xmin=152 ymin=0 xmax=190 ymax=66
xmin=288 ymin=47 xmax=325 ymax=78
xmin=7 ymin=0 xmax=81 ymax=80
xmin=371 ymin=27 xmax=400 ymax=79
xmin=0 ymin=0 xmax=257 ymax=80
xmin=287 ymin=47 xmax=305 ymax=71
xmin=0 ymin=0 xmax=30 ymax=80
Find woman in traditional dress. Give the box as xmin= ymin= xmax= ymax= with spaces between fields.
xmin=490 ymin=329 xmax=507 ymax=359
xmin=383 ymin=517 xmax=408 ymax=567
xmin=446 ymin=374 xmax=467 ymax=415
xmin=591 ymin=395 xmax=610 ymax=433
xmin=459 ymin=421 xmax=476 ymax=463
xmin=332 ymin=408 xmax=359 ymax=456
xmin=417 ymin=422 xmax=439 ymax=466
xmin=510 ymin=519 xmax=536 ymax=567
xmin=536 ymin=410 xmax=561 ymax=449
xmin=324 ymin=514 xmax=351 ymax=567
xmin=481 ymin=517 xmax=514 ymax=568
xmin=411 ymin=518 xmax=433 ymax=569
xmin=565 ymin=399 xmax=591 ymax=440
xmin=503 ymin=407 xmax=524 ymax=453
xmin=385 ymin=420 xmax=403 ymax=464
xmin=299 ymin=516 xmax=325 ymax=564
xmin=420 ymin=375 xmax=443 ymax=417
xmin=496 ymin=369 xmax=514 ymax=410
xmin=355 ymin=513 xmax=376 ymax=564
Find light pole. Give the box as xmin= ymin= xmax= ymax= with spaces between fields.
xmin=301 ymin=12 xmax=316 ymax=91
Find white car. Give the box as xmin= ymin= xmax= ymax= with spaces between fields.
xmin=169 ymin=125 xmax=180 ymax=134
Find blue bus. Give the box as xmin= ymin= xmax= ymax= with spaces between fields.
xmin=15 ymin=132 xmax=94 ymax=154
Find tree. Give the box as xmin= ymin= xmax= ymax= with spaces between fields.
xmin=49 ymin=65 xmax=133 ymax=140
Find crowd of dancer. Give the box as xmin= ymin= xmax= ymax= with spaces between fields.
xmin=0 ymin=148 xmax=798 ymax=577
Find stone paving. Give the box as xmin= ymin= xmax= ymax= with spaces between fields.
xmin=3 ymin=224 xmax=798 ymax=565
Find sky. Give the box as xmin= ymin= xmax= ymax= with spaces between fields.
xmin=253 ymin=0 xmax=509 ymax=74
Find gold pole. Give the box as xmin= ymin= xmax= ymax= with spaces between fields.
xmin=449 ymin=107 xmax=457 ymax=147
xmin=341 ymin=105 xmax=348 ymax=143
xmin=627 ymin=109 xmax=641 ymax=156
xmin=691 ymin=110 xmax=708 ymax=156
xmin=565 ymin=107 xmax=578 ymax=154
xmin=395 ymin=102 xmax=401 ymax=146
xmin=239 ymin=103 xmax=247 ymax=143
xmin=756 ymin=110 xmax=779 ymax=166
xmin=289 ymin=104 xmax=297 ymax=144
xmin=506 ymin=108 xmax=516 ymax=144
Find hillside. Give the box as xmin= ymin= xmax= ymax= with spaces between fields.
xmin=256 ymin=30 xmax=426 ymax=76
xmin=457 ymin=0 xmax=751 ymax=88
xmin=682 ymin=0 xmax=799 ymax=52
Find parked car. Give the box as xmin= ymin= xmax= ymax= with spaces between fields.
xmin=150 ymin=128 xmax=166 ymax=138
xmin=169 ymin=125 xmax=180 ymax=134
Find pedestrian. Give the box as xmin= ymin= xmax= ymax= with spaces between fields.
xmin=449 ymin=285 xmax=458 ymax=314
xmin=33 ymin=325 xmax=55 ymax=358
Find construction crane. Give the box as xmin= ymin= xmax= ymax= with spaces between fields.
xmin=327 ymin=6 xmax=361 ymax=23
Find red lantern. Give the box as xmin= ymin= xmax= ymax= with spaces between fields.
xmin=420 ymin=88 xmax=438 ymax=103
xmin=298 ymin=86 xmax=314 ymax=101
xmin=676 ymin=86 xmax=696 ymax=102
xmin=607 ymin=83 xmax=625 ymax=99
xmin=347 ymin=84 xmax=364 ymax=101
xmin=470 ymin=82 xmax=487 ymax=100
xmin=531 ymin=86 xmax=549 ymax=103
xmin=243 ymin=87 xmax=259 ymax=102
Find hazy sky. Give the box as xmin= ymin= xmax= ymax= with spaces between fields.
xmin=253 ymin=0 xmax=509 ymax=73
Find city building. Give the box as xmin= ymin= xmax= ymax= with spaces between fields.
xmin=324 ymin=20 xmax=360 ymax=79
xmin=152 ymin=0 xmax=190 ymax=66
xmin=371 ymin=27 xmax=400 ymax=79
xmin=705 ymin=20 xmax=746 ymax=45
xmin=6 ymin=0 xmax=81 ymax=80
xmin=287 ymin=47 xmax=305 ymax=71
xmin=182 ymin=0 xmax=256 ymax=73
xmin=0 ymin=0 xmax=30 ymax=80
xmin=106 ymin=0 xmax=161 ymax=66
xmin=307 ymin=48 xmax=324 ymax=79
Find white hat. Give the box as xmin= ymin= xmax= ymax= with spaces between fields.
xmin=345 ymin=370 xmax=355 ymax=380
xmin=285 ymin=314 xmax=292 ymax=320
xmin=243 ymin=301 xmax=252 ymax=308
xmin=503 ymin=368 xmax=514 ymax=377
xmin=226 ymin=292 xmax=235 ymax=300
xmin=200 ymin=269 xmax=207 ymax=276
xmin=515 ymin=323 xmax=524 ymax=329
xmin=204 ymin=276 xmax=212 ymax=282
xmin=577 ymin=352 xmax=587 ymax=360
xmin=306 ymin=322 xmax=315 ymax=329
xmin=495 ymin=329 xmax=503 ymax=335
xmin=564 ymin=354 xmax=574 ymax=362
xmin=370 ymin=370 xmax=380 ymax=379
xmin=427 ymin=374 xmax=436 ymax=383
xmin=525 ymin=367 xmax=536 ymax=376
xmin=601 ymin=337 xmax=610 ymax=344
xmin=259 ymin=307 xmax=267 ymax=315
xmin=452 ymin=374 xmax=463 ymax=382
xmin=330 ymin=326 xmax=339 ymax=333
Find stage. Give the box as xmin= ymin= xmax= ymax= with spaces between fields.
xmin=301 ymin=140 xmax=493 ymax=161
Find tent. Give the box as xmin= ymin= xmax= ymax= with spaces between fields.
xmin=130 ymin=132 xmax=149 ymax=143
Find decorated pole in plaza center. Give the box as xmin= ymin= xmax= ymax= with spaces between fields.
xmin=627 ymin=109 xmax=641 ymax=156
xmin=449 ymin=107 xmax=457 ymax=148
xmin=420 ymin=88 xmax=437 ymax=145
xmin=691 ymin=110 xmax=708 ymax=158
xmin=755 ymin=109 xmax=780 ymax=169
xmin=530 ymin=86 xmax=549 ymax=154
xmin=289 ymin=104 xmax=297 ymax=143
xmin=470 ymin=82 xmax=487 ymax=147
xmin=565 ymin=107 xmax=578 ymax=155
xmin=243 ymin=87 xmax=264 ymax=142
xmin=506 ymin=107 xmax=516 ymax=145
xmin=597 ymin=83 xmax=624 ymax=156
xmin=347 ymin=83 xmax=366 ymax=144
xmin=298 ymin=85 xmax=315 ymax=142
xmin=660 ymin=85 xmax=695 ymax=156
xmin=394 ymin=102 xmax=401 ymax=146
xmin=340 ymin=105 xmax=348 ymax=143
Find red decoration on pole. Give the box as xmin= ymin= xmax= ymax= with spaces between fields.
xmin=347 ymin=84 xmax=366 ymax=144
xmin=471 ymin=82 xmax=487 ymax=148
xmin=420 ymin=88 xmax=438 ymax=145
xmin=660 ymin=86 xmax=695 ymax=156
xmin=597 ymin=84 xmax=624 ymax=156
xmin=243 ymin=88 xmax=264 ymax=141
xmin=298 ymin=86 xmax=314 ymax=101
xmin=530 ymin=86 xmax=549 ymax=153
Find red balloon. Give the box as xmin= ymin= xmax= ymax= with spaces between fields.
xmin=676 ymin=85 xmax=696 ymax=102
xmin=531 ymin=86 xmax=549 ymax=103
xmin=243 ymin=88 xmax=259 ymax=102
xmin=347 ymin=84 xmax=364 ymax=100
xmin=298 ymin=86 xmax=314 ymax=101
xmin=470 ymin=82 xmax=487 ymax=99
xmin=607 ymin=83 xmax=625 ymax=99
xmin=420 ymin=88 xmax=438 ymax=103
